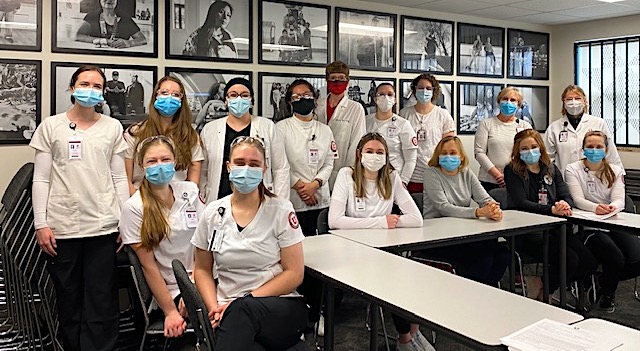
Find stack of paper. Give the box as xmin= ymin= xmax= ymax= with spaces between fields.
xmin=572 ymin=208 xmax=622 ymax=221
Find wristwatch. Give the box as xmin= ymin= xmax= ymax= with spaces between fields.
xmin=314 ymin=178 xmax=323 ymax=187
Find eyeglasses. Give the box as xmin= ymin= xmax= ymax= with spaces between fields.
xmin=137 ymin=135 xmax=175 ymax=153
xmin=227 ymin=92 xmax=252 ymax=99
xmin=157 ymin=90 xmax=184 ymax=99
xmin=291 ymin=93 xmax=314 ymax=102
xmin=230 ymin=136 xmax=265 ymax=148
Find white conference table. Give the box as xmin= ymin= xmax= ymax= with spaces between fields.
xmin=303 ymin=234 xmax=583 ymax=351
xmin=572 ymin=318 xmax=640 ymax=350
xmin=570 ymin=211 xmax=640 ymax=231
xmin=331 ymin=210 xmax=568 ymax=305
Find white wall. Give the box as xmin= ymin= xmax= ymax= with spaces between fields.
xmin=0 ymin=0 xmax=553 ymax=194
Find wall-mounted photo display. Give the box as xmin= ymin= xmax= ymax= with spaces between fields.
xmin=0 ymin=59 xmax=41 ymax=145
xmin=399 ymin=79 xmax=453 ymax=117
xmin=166 ymin=0 xmax=252 ymax=62
xmin=344 ymin=76 xmax=396 ymax=115
xmin=457 ymin=23 xmax=504 ymax=78
xmin=52 ymin=62 xmax=157 ymax=130
xmin=0 ymin=0 xmax=41 ymax=51
xmin=457 ymin=82 xmax=503 ymax=134
xmin=165 ymin=67 xmax=251 ymax=133
xmin=335 ymin=7 xmax=396 ymax=72
xmin=257 ymin=72 xmax=325 ymax=122
xmin=52 ymin=0 xmax=157 ymax=57
xmin=507 ymin=84 xmax=549 ymax=132
xmin=507 ymin=29 xmax=549 ymax=80
xmin=259 ymin=0 xmax=330 ymax=67
xmin=400 ymin=16 xmax=453 ymax=75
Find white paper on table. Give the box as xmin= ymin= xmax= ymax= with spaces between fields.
xmin=572 ymin=208 xmax=622 ymax=221
xmin=500 ymin=318 xmax=623 ymax=351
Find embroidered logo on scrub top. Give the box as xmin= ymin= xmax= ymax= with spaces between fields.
xmin=411 ymin=136 xmax=418 ymax=146
xmin=288 ymin=212 xmax=300 ymax=229
xmin=330 ymin=140 xmax=337 ymax=152
xmin=198 ymin=193 xmax=206 ymax=204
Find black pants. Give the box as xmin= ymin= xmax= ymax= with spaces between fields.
xmin=47 ymin=233 xmax=119 ymax=351
xmin=585 ymin=230 xmax=640 ymax=296
xmin=296 ymin=208 xmax=324 ymax=237
xmin=480 ymin=181 xmax=500 ymax=192
xmin=296 ymin=208 xmax=325 ymax=322
xmin=214 ymin=296 xmax=308 ymax=351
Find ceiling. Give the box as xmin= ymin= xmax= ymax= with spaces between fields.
xmin=356 ymin=0 xmax=640 ymax=25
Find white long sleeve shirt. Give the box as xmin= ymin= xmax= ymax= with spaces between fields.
xmin=564 ymin=160 xmax=625 ymax=212
xmin=365 ymin=113 xmax=418 ymax=184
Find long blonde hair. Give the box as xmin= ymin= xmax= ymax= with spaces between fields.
xmin=228 ymin=136 xmax=275 ymax=202
xmin=583 ymin=131 xmax=616 ymax=188
xmin=509 ymin=129 xmax=553 ymax=180
xmin=352 ymin=133 xmax=394 ymax=200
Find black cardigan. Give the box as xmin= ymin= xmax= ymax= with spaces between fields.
xmin=503 ymin=163 xmax=574 ymax=215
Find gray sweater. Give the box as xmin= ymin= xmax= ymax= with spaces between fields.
xmin=422 ymin=167 xmax=494 ymax=219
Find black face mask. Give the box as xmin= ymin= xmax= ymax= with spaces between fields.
xmin=291 ymin=98 xmax=315 ymax=117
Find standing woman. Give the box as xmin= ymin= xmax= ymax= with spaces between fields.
xmin=31 ymin=65 xmax=128 ymax=351
xmin=329 ymin=134 xmax=431 ymax=351
xmin=565 ymin=131 xmax=640 ymax=312
xmin=124 ymin=76 xmax=204 ymax=195
xmin=504 ymin=129 xmax=597 ymax=300
xmin=200 ymin=77 xmax=289 ymax=203
xmin=400 ymin=73 xmax=455 ymax=194
xmin=365 ymin=83 xmax=418 ymax=185
xmin=474 ymin=87 xmax=532 ymax=191
xmin=191 ymin=137 xmax=307 ymax=350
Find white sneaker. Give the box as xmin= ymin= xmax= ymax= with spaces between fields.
xmin=414 ymin=330 xmax=436 ymax=351
xmin=316 ymin=314 xmax=325 ymax=337
xmin=396 ymin=339 xmax=420 ymax=351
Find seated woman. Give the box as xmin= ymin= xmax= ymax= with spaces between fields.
xmin=191 ymin=136 xmax=307 ymax=350
xmin=421 ymin=135 xmax=510 ymax=287
xmin=120 ymin=136 xmax=203 ymax=339
xmin=329 ymin=133 xmax=432 ymax=351
xmin=75 ymin=0 xmax=148 ymax=49
xmin=504 ymin=129 xmax=597 ymax=301
xmin=565 ymin=131 xmax=640 ymax=312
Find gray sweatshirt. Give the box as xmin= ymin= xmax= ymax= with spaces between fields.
xmin=422 ymin=167 xmax=494 ymax=219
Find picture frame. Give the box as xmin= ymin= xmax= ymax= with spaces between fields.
xmin=457 ymin=23 xmax=504 ymax=78
xmin=166 ymin=0 xmax=252 ymax=62
xmin=257 ymin=72 xmax=325 ymax=122
xmin=52 ymin=0 xmax=158 ymax=57
xmin=507 ymin=29 xmax=549 ymax=80
xmin=457 ymin=82 xmax=503 ymax=135
xmin=0 ymin=0 xmax=42 ymax=51
xmin=345 ymin=76 xmax=395 ymax=115
xmin=51 ymin=62 xmax=157 ymax=130
xmin=0 ymin=59 xmax=41 ymax=145
xmin=335 ymin=7 xmax=396 ymax=72
xmin=399 ymin=79 xmax=453 ymax=117
xmin=259 ymin=0 xmax=330 ymax=67
xmin=507 ymin=84 xmax=550 ymax=132
xmin=165 ymin=67 xmax=252 ymax=133
xmin=400 ymin=16 xmax=453 ymax=75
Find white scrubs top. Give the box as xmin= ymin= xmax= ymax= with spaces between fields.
xmin=565 ymin=161 xmax=626 ymax=213
xmin=365 ymin=113 xmax=418 ymax=184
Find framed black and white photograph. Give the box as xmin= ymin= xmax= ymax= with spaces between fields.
xmin=507 ymin=29 xmax=549 ymax=80
xmin=52 ymin=0 xmax=157 ymax=57
xmin=166 ymin=67 xmax=251 ymax=132
xmin=399 ymin=79 xmax=453 ymax=117
xmin=52 ymin=62 xmax=157 ymax=130
xmin=457 ymin=23 xmax=504 ymax=78
xmin=344 ymin=76 xmax=395 ymax=115
xmin=400 ymin=16 xmax=453 ymax=75
xmin=457 ymin=82 xmax=503 ymax=134
xmin=335 ymin=7 xmax=396 ymax=72
xmin=507 ymin=84 xmax=549 ymax=132
xmin=166 ymin=0 xmax=252 ymax=62
xmin=257 ymin=72 xmax=325 ymax=122
xmin=0 ymin=59 xmax=40 ymax=144
xmin=259 ymin=0 xmax=329 ymax=67
xmin=0 ymin=0 xmax=41 ymax=51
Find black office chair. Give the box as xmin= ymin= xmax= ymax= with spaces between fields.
xmin=316 ymin=208 xmax=329 ymax=235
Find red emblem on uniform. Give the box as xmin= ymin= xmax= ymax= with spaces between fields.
xmin=330 ymin=140 xmax=337 ymax=152
xmin=198 ymin=193 xmax=206 ymax=204
xmin=288 ymin=212 xmax=299 ymax=229
xmin=411 ymin=136 xmax=418 ymax=146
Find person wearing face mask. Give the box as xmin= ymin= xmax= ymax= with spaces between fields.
xmin=365 ymin=83 xmax=418 ymax=185
xmin=191 ymin=136 xmax=308 ymax=350
xmin=124 ymin=76 xmax=204 ymax=195
xmin=544 ymin=84 xmax=623 ymax=177
xmin=315 ymin=61 xmax=366 ymax=189
xmin=328 ymin=133 xmax=429 ymax=351
xmin=200 ymin=77 xmax=290 ymax=203
xmin=474 ymin=87 xmax=532 ymax=191
xmin=504 ymin=129 xmax=597 ymax=303
xmin=120 ymin=136 xmax=204 ymax=343
xmin=400 ymin=73 xmax=455 ymax=194
xmin=564 ymin=131 xmax=640 ymax=312
xmin=30 ymin=65 xmax=129 ymax=351
xmin=421 ymin=136 xmax=510 ymax=287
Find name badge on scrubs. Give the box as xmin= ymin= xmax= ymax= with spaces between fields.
xmin=559 ymin=131 xmax=568 ymax=142
xmin=355 ymin=197 xmax=366 ymax=211
xmin=538 ymin=188 xmax=548 ymax=206
xmin=417 ymin=129 xmax=426 ymax=141
xmin=587 ymin=181 xmax=596 ymax=195
xmin=212 ymin=230 xmax=224 ymax=252
xmin=185 ymin=210 xmax=198 ymax=228
xmin=308 ymin=148 xmax=319 ymax=165
xmin=387 ymin=125 xmax=397 ymax=138
xmin=68 ymin=136 xmax=83 ymax=160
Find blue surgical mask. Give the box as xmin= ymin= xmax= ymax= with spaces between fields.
xmin=415 ymin=89 xmax=433 ymax=104
xmin=500 ymin=101 xmax=518 ymax=116
xmin=229 ymin=166 xmax=263 ymax=194
xmin=439 ymin=155 xmax=461 ymax=172
xmin=584 ymin=148 xmax=606 ymax=163
xmin=145 ymin=162 xmax=176 ymax=186
xmin=227 ymin=97 xmax=251 ymax=118
xmin=519 ymin=148 xmax=541 ymax=165
xmin=154 ymin=96 xmax=182 ymax=117
xmin=73 ymin=88 xmax=104 ymax=107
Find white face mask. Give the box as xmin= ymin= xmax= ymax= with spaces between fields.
xmin=564 ymin=100 xmax=584 ymax=116
xmin=361 ymin=153 xmax=387 ymax=172
xmin=375 ymin=95 xmax=395 ymax=113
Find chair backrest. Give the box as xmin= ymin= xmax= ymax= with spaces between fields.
xmin=2 ymin=163 xmax=34 ymax=213
xmin=411 ymin=192 xmax=423 ymax=212
xmin=410 ymin=256 xmax=456 ymax=274
xmin=124 ymin=245 xmax=152 ymax=305
xmin=316 ymin=208 xmax=329 ymax=234
xmin=488 ymin=188 xmax=508 ymax=210
xmin=624 ymin=195 xmax=636 ymax=214
xmin=172 ymin=259 xmax=216 ymax=351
